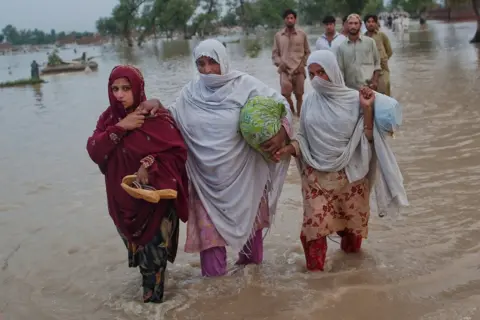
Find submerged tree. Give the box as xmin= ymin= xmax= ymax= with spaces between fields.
xmin=471 ymin=0 xmax=480 ymax=43
xmin=96 ymin=17 xmax=119 ymax=42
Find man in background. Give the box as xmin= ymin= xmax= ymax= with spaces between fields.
xmin=365 ymin=14 xmax=393 ymax=96
xmin=315 ymin=15 xmax=347 ymax=54
xmin=336 ymin=14 xmax=381 ymax=91
xmin=272 ymin=9 xmax=311 ymax=116
xmin=341 ymin=15 xmax=349 ymax=36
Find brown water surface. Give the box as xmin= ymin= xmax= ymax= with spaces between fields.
xmin=1 ymin=21 xmax=480 ymax=320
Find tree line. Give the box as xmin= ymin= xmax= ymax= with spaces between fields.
xmin=0 ymin=25 xmax=94 ymax=45
xmin=2 ymin=0 xmax=477 ymax=46
xmin=94 ymin=0 xmax=390 ymax=47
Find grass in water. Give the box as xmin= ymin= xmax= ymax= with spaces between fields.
xmin=0 ymin=78 xmax=46 ymax=88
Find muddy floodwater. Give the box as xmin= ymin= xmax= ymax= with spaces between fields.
xmin=1 ymin=21 xmax=480 ymax=320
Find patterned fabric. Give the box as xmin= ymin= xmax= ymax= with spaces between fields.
xmin=297 ymin=159 xmax=370 ymax=243
xmin=109 ymin=132 xmax=121 ymax=144
xmin=184 ymin=185 xmax=270 ymax=253
xmin=119 ymin=207 xmax=179 ymax=303
xmin=239 ymin=96 xmax=287 ymax=160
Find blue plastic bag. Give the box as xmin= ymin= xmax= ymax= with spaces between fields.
xmin=373 ymin=93 xmax=403 ymax=135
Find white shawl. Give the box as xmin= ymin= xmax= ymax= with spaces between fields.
xmin=297 ymin=50 xmax=408 ymax=217
xmin=169 ymin=39 xmax=292 ymax=250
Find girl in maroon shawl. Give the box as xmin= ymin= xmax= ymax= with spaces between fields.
xmin=86 ymin=65 xmax=188 ymax=303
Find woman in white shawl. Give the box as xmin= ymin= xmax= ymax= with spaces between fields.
xmin=275 ymin=50 xmax=408 ymax=271
xmin=157 ymin=39 xmax=293 ymax=277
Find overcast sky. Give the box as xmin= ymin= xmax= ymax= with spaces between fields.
xmin=0 ymin=0 xmax=118 ymax=32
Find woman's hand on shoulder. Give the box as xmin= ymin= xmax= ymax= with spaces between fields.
xmin=137 ymin=99 xmax=165 ymax=116
xmin=117 ymin=109 xmax=147 ymax=131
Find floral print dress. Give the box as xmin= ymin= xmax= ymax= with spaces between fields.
xmin=293 ymin=141 xmax=370 ymax=271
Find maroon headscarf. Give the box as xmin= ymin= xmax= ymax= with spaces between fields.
xmin=108 ymin=65 xmax=146 ymax=120
xmin=89 ymin=65 xmax=188 ymax=245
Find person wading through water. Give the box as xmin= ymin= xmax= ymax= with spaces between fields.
xmin=336 ymin=14 xmax=381 ymax=91
xmin=315 ymin=15 xmax=347 ymax=54
xmin=364 ymin=14 xmax=393 ymax=96
xmin=272 ymin=9 xmax=311 ymax=117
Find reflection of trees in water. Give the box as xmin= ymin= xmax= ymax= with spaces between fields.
xmin=408 ymin=29 xmax=437 ymax=52
xmin=245 ymin=39 xmax=263 ymax=58
xmin=112 ymin=40 xmax=191 ymax=64
xmin=160 ymin=40 xmax=191 ymax=60
xmin=444 ymin=23 xmax=461 ymax=48
xmin=116 ymin=46 xmax=141 ymax=64
xmin=224 ymin=33 xmax=276 ymax=59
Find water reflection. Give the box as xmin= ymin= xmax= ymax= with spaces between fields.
xmin=117 ymin=46 xmax=141 ymax=64
xmin=32 ymin=84 xmax=44 ymax=108
xmin=1 ymin=20 xmax=480 ymax=320
xmin=160 ymin=40 xmax=191 ymax=60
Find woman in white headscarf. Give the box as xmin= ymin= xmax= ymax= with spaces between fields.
xmin=275 ymin=50 xmax=408 ymax=271
xmin=162 ymin=39 xmax=293 ymax=277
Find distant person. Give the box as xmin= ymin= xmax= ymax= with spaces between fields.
xmin=336 ymin=14 xmax=381 ymax=91
xmin=341 ymin=15 xmax=349 ymax=36
xmin=30 ymin=60 xmax=39 ymax=79
xmin=272 ymin=9 xmax=311 ymax=116
xmin=315 ymin=15 xmax=347 ymax=54
xmin=419 ymin=13 xmax=427 ymax=29
xmin=365 ymin=14 xmax=393 ymax=96
xmin=387 ymin=15 xmax=393 ymax=29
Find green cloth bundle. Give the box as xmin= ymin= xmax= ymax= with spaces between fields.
xmin=239 ymin=96 xmax=286 ymax=161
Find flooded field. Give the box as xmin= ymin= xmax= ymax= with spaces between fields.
xmin=1 ymin=21 xmax=480 ymax=320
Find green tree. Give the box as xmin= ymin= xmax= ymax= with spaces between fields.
xmin=362 ymin=0 xmax=384 ymax=15
xmin=111 ymin=0 xmax=148 ymax=46
xmin=344 ymin=0 xmax=367 ymax=13
xmin=96 ymin=17 xmax=120 ymax=40
xmin=2 ymin=25 xmax=20 ymax=44
xmin=0 ymin=34 xmax=4 ymax=43
xmin=188 ymin=0 xmax=221 ymax=38
xmin=221 ymin=11 xmax=239 ymax=27
xmin=157 ymin=0 xmax=197 ymax=40
xmin=1 ymin=25 xmax=83 ymax=45
xmin=226 ymin=0 xmax=296 ymax=31
xmin=257 ymin=0 xmax=297 ymax=28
